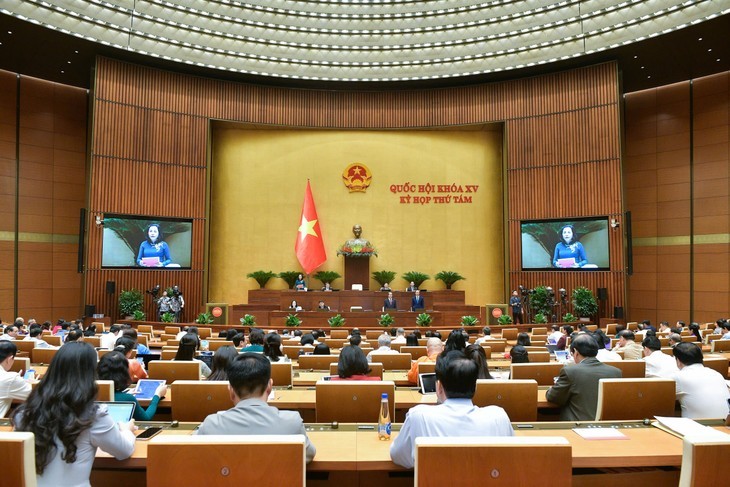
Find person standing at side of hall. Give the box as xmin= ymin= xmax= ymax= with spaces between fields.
xmin=509 ymin=290 xmax=523 ymax=324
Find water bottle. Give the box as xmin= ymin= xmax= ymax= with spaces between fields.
xmin=377 ymin=392 xmax=391 ymax=441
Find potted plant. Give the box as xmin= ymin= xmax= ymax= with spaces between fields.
xmin=378 ymin=313 xmax=395 ymax=327
xmin=529 ymin=286 xmax=553 ymax=317
xmin=460 ymin=315 xmax=479 ymax=327
xmin=161 ymin=312 xmax=176 ymax=323
xmin=132 ymin=310 xmax=146 ymax=321
xmin=285 ymin=313 xmax=302 ymax=327
xmin=402 ymin=271 xmax=430 ymax=289
xmin=246 ymin=270 xmax=277 ymax=289
xmin=240 ymin=314 xmax=257 ymax=327
xmin=415 ymin=313 xmax=432 ymax=327
xmin=372 ymin=270 xmax=397 ymax=287
xmin=328 ymin=314 xmax=346 ymax=327
xmin=195 ymin=312 xmax=214 ymax=324
xmin=279 ymin=271 xmax=301 ymax=289
xmin=119 ymin=289 xmax=144 ymax=318
xmin=533 ymin=313 xmax=548 ymax=324
xmin=435 ymin=271 xmax=466 ymax=290
xmin=497 ymin=314 xmax=513 ymax=325
xmin=562 ymin=313 xmax=577 ymax=323
xmin=572 ymin=287 xmax=598 ymax=320
xmin=314 ymin=270 xmax=342 ymax=287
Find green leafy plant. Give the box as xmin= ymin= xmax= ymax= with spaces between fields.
xmin=534 ymin=313 xmax=548 ymax=324
xmin=240 ymin=314 xmax=257 ymax=327
xmin=195 ymin=312 xmax=214 ymax=324
xmin=279 ymin=271 xmax=301 ymax=289
xmin=572 ymin=287 xmax=598 ymax=318
xmin=402 ymin=271 xmax=430 ymax=289
xmin=435 ymin=271 xmax=466 ymax=290
xmin=314 ymin=270 xmax=342 ymax=286
xmin=328 ymin=314 xmax=346 ymax=327
xmin=119 ymin=289 xmax=144 ymax=317
xmin=415 ymin=313 xmax=432 ymax=327
xmin=497 ymin=314 xmax=513 ymax=325
xmin=132 ymin=310 xmax=146 ymax=321
xmin=285 ymin=313 xmax=302 ymax=327
xmin=246 ymin=270 xmax=277 ymax=289
xmin=460 ymin=315 xmax=480 ymax=327
xmin=562 ymin=313 xmax=577 ymax=323
xmin=529 ymin=286 xmax=553 ymax=317
xmin=161 ymin=312 xmax=176 ymax=323
xmin=378 ymin=313 xmax=395 ymax=327
xmin=372 ymin=270 xmax=397 ymax=286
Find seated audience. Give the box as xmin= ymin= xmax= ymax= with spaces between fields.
xmin=475 ymin=326 xmax=494 ymax=345
xmin=515 ymin=332 xmax=531 ymax=347
xmin=334 ymin=346 xmax=379 ymax=381
xmin=556 ymin=325 xmax=573 ymax=351
xmin=658 ymin=321 xmax=671 ymax=333
xmin=114 ymin=336 xmax=147 ymax=382
xmin=641 ymin=335 xmax=678 ymax=378
xmin=13 ymin=342 xmax=135 ymax=484
xmin=197 ymin=353 xmax=316 ymax=462
xmin=405 ymin=333 xmax=418 ymax=346
xmin=64 ymin=329 xmax=84 ymax=343
xmin=0 ymin=325 xmax=18 ymax=341
xmin=174 ymin=334 xmax=212 ymax=378
xmin=392 ymin=328 xmax=407 ymax=344
xmin=0 ymin=341 xmax=33 ymax=417
xmin=547 ymin=325 xmax=562 ymax=344
xmin=594 ymin=331 xmax=622 ymax=362
xmin=612 ymin=330 xmax=643 ymax=360
xmin=100 ymin=324 xmax=122 ymax=350
xmin=207 ymin=346 xmax=240 ymax=381
xmin=98 ymin=351 xmax=167 ymax=421
xmin=83 ymin=323 xmax=97 ymax=337
xmin=407 ymin=337 xmax=444 ymax=384
xmin=390 ymin=350 xmax=514 ymax=468
xmin=443 ymin=329 xmax=468 ymax=353
xmin=367 ymin=334 xmax=398 ymax=362
xmin=122 ymin=328 xmax=151 ymax=356
xmin=464 ymin=344 xmax=493 ymax=379
xmin=546 ymin=334 xmax=622 ymax=421
xmin=688 ymin=322 xmax=702 ymax=342
xmin=509 ymin=345 xmax=529 ymax=364
xmin=263 ymin=333 xmax=289 ymax=362
xmin=313 ymin=343 xmax=331 ymax=356
xmin=241 ymin=328 xmax=265 ymax=353
xmin=668 ymin=333 xmax=682 ymax=347
xmin=673 ymin=342 xmax=730 ymax=418
xmin=25 ymin=327 xmax=57 ymax=349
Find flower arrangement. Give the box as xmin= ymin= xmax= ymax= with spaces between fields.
xmin=337 ymin=243 xmax=378 ymax=257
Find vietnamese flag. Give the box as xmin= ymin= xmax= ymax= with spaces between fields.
xmin=295 ymin=180 xmax=327 ymax=274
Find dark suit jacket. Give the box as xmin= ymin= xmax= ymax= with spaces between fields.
xmin=383 ymin=298 xmax=397 ymax=310
xmin=411 ymin=296 xmax=425 ymax=311
xmin=545 ymin=357 xmax=622 ymax=421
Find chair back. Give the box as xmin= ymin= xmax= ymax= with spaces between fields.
xmin=501 ymin=328 xmax=518 ymax=341
xmin=0 ymin=432 xmax=37 ymax=487
xmin=679 ymin=435 xmax=730 ymax=487
xmin=96 ymin=380 xmax=115 ymax=401
xmin=324 ymin=338 xmax=348 ymax=349
xmin=149 ymin=360 xmax=201 ymax=382
xmin=605 ymin=323 xmax=618 ymax=335
xmin=207 ymin=340 xmax=235 ymax=352
xmin=14 ymin=341 xmax=35 ymax=354
xmin=147 ymin=435 xmax=306 ymax=486
xmin=509 ymin=363 xmax=564 ymax=386
xmin=138 ymin=325 xmax=154 ymax=335
xmin=704 ymin=333 xmax=722 ymax=345
xmin=415 ymin=436 xmax=571 ymax=487
xmin=401 ymin=346 xmax=427 ymax=360
xmin=530 ymin=327 xmax=548 ymax=335
xmin=523 ymin=350 xmax=550 ymax=363
xmin=9 ymin=357 xmax=30 ymax=374
xmin=703 ymin=356 xmax=729 ymax=379
xmin=370 ymin=353 xmax=411 ymax=370
xmin=282 ymin=345 xmax=312 ymax=360
xmin=711 ymin=340 xmax=730 ymax=353
xmin=595 ymin=378 xmax=676 ymax=420
xmin=328 ymin=362 xmax=383 ymax=379
xmin=161 ymin=350 xmax=178 ymax=360
xmin=165 ymin=326 xmax=181 ymax=335
xmin=42 ymin=336 xmax=62 ymax=346
xmin=417 ymin=361 xmax=436 ymax=376
xmin=315 ymin=380 xmax=395 ymax=422
xmin=31 ymin=348 xmax=58 ymax=365
xmin=171 ymin=381 xmax=232 ymax=421
xmin=271 ymin=362 xmax=293 ymax=386
xmin=486 ymin=340 xmax=507 ymax=353
xmin=472 ymin=379 xmax=538 ymax=422
xmin=366 ymin=330 xmax=385 ymax=340
xmin=330 ymin=329 xmax=348 ymax=339
xmin=603 ymin=360 xmax=646 ymax=378
xmin=137 ymin=334 xmax=149 ymax=346
xmin=297 ymin=354 xmax=339 ymax=370
xmin=196 ymin=327 xmax=213 ymax=339
xmin=92 ymin=321 xmax=106 ymax=332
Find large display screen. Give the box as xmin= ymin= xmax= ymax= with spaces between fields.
xmin=101 ymin=214 xmax=193 ymax=269
xmin=521 ymin=217 xmax=609 ymax=270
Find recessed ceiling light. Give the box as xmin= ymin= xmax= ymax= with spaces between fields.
xmin=707 ymin=48 xmax=712 ymax=52
xmin=74 ymin=50 xmax=79 ymax=54
xmin=67 ymin=61 xmax=71 ymax=64
xmin=633 ymin=55 xmax=638 ymax=59
xmin=647 ymin=75 xmax=651 ymax=79
xmin=61 ymin=70 xmax=65 ymax=74
xmin=641 ymin=66 xmax=645 ymax=69
xmin=717 ymin=58 xmax=721 ymax=62
xmin=698 ymin=37 xmax=702 ymax=41
xmin=7 ymin=31 xmax=11 ymax=34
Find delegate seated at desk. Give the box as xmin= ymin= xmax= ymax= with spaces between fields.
xmin=383 ymin=292 xmax=397 ymax=311
xmin=410 ymin=290 xmax=425 ymax=311
xmin=197 ymin=353 xmax=316 ymax=463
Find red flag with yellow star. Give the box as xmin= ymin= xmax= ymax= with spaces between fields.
xmin=295 ymin=180 xmax=327 ymax=274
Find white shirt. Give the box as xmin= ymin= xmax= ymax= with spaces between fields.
xmin=0 ymin=369 xmax=32 ymax=417
xmin=596 ymin=349 xmax=623 ymax=362
xmin=0 ymin=335 xmax=15 ymax=341
xmin=28 ymin=337 xmax=56 ymax=349
xmin=367 ymin=346 xmax=398 ymax=362
xmin=475 ymin=336 xmax=494 ymax=345
xmin=392 ymin=336 xmax=406 ymax=344
xmin=548 ymin=331 xmax=562 ymax=344
xmin=390 ymin=398 xmax=514 ymax=468
xmin=643 ymin=350 xmax=678 ymax=378
xmin=675 ymin=363 xmax=730 ymax=419
xmin=100 ymin=332 xmax=120 ymax=350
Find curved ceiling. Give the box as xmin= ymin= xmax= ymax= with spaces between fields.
xmin=2 ymin=0 xmax=728 ymax=82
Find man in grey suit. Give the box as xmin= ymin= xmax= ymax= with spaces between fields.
xmin=197 ymin=353 xmax=317 ymax=462
xmin=546 ymin=334 xmax=622 ymax=421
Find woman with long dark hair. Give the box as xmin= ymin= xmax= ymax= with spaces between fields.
xmin=464 ymin=344 xmax=494 ymax=379
xmin=208 ymin=346 xmax=240 ymax=381
xmin=263 ymin=333 xmax=288 ymax=363
xmin=333 ymin=345 xmax=378 ymax=380
xmin=174 ymin=333 xmax=211 ymax=378
xmin=98 ymin=351 xmax=166 ymax=421
xmin=13 ymin=342 xmax=135 ymax=484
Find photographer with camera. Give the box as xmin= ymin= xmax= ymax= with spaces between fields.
xmin=170 ymin=285 xmax=184 ymax=323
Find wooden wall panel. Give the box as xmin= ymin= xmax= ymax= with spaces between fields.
xmin=89 ymin=57 xmax=624 ymax=320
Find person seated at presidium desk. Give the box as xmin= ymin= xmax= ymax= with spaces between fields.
xmin=552 ymin=224 xmax=588 ymax=268
xmin=137 ymin=223 xmax=172 ymax=267
xmin=294 ymin=274 xmax=306 ymax=291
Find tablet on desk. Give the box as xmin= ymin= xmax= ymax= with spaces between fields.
xmin=96 ymin=401 xmax=135 ymax=423
xmin=554 ymin=350 xmax=569 ymax=363
xmin=419 ymin=373 xmax=437 ymax=395
xmin=133 ymin=379 xmax=166 ymax=400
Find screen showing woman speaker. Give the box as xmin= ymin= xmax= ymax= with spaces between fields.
xmin=520 ymin=217 xmax=609 ymax=270
xmin=101 ymin=214 xmax=193 ymax=269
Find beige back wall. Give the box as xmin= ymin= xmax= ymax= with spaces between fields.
xmin=209 ymin=125 xmax=504 ymax=306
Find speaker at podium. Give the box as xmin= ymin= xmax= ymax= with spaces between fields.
xmin=205 ymin=303 xmax=228 ymax=325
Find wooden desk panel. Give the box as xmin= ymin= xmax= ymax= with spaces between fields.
xmin=278 ymin=291 xmax=435 ymax=312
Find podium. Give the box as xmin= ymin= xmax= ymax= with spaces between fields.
xmin=344 ymin=256 xmax=370 ymax=290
